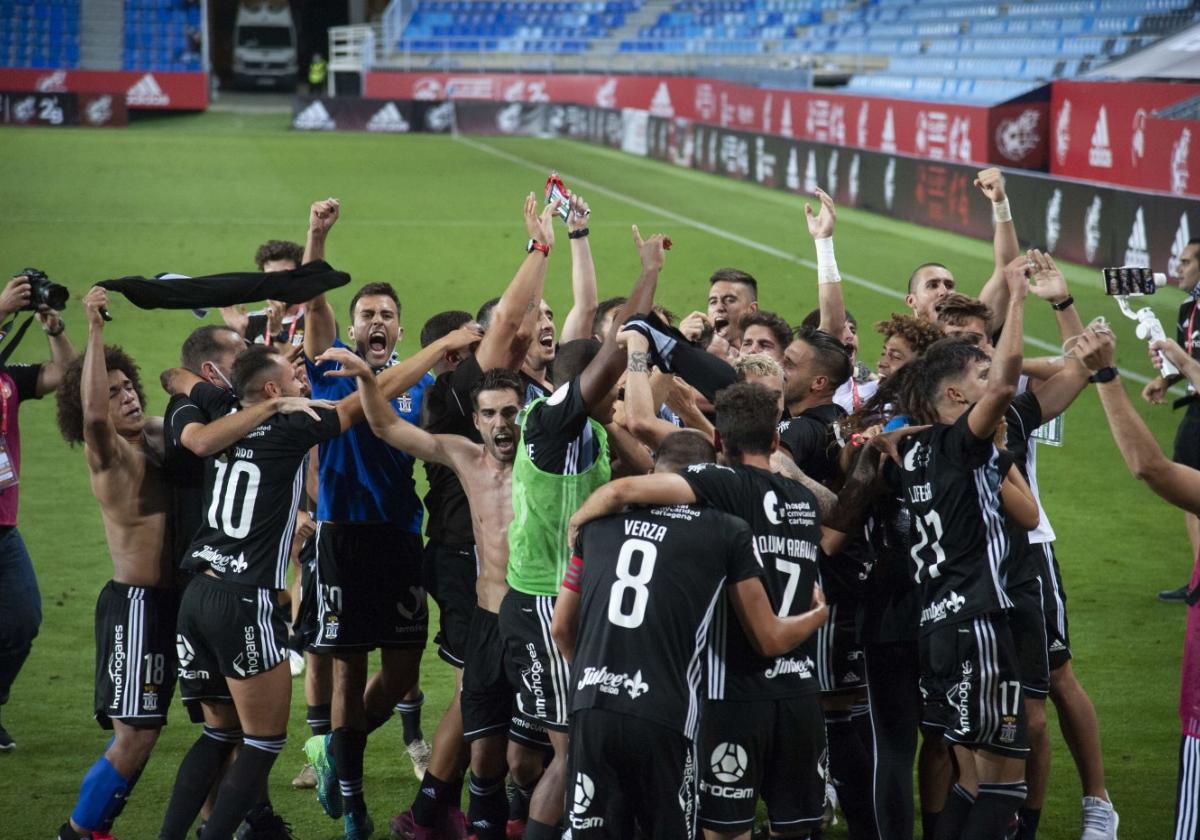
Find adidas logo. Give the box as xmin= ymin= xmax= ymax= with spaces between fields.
xmin=803 ymin=150 xmax=818 ymax=193
xmin=366 ymin=102 xmax=410 ymax=133
xmin=1171 ymin=127 xmax=1191 ymax=196
xmin=1055 ymin=98 xmax=1072 ymax=167
xmin=786 ymin=148 xmax=800 ymax=191
xmin=1124 ymin=205 xmax=1149 ymax=267
xmin=127 ymin=73 xmax=169 ymax=107
xmin=881 ymin=107 xmax=896 ymax=152
xmin=780 ymin=98 xmax=793 ymax=138
xmin=1170 ymin=212 xmax=1192 ymax=280
xmin=827 ymin=149 xmax=840 ymax=197
xmin=294 ymin=100 xmax=336 ymax=131
xmin=649 ymin=82 xmax=674 ymax=118
xmin=1049 ymin=639 xmax=1067 ymax=652
xmin=1045 ymin=188 xmax=1062 ymax=252
xmin=1088 ymin=105 xmax=1113 ymax=168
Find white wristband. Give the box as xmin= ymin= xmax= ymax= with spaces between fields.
xmin=992 ymin=198 xmax=1012 ymax=224
xmin=815 ymin=236 xmax=841 ymax=285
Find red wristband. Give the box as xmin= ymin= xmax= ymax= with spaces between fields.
xmin=526 ymin=239 xmax=550 ymax=257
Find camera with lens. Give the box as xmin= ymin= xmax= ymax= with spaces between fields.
xmin=17 ymin=268 xmax=69 ymax=312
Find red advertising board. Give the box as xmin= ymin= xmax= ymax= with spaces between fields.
xmin=365 ymin=71 xmax=1009 ymax=165
xmin=0 ymin=68 xmax=208 ymax=110
xmin=1051 ymin=80 xmax=1200 ymax=197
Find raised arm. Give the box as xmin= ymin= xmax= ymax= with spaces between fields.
xmin=968 ymin=256 xmax=1028 ymax=439
xmin=325 ymin=323 xmax=482 ymax=432
xmin=806 ymin=188 xmax=845 ymax=343
xmin=34 ymin=303 xmax=77 ymax=397
xmin=80 ymin=288 xmax=124 ymax=472
xmin=974 ymin=169 xmax=1020 ymax=333
xmin=567 ymin=472 xmax=696 ymax=549
xmin=618 ymin=330 xmax=687 ymax=449
xmin=1079 ymin=327 xmax=1200 ymax=515
xmin=475 ymin=195 xmax=557 ymax=372
xmin=316 ymin=346 xmax=453 ymax=465
xmin=578 ymin=226 xmax=667 ymax=409
xmin=1025 ymin=250 xmax=1090 ymax=419
xmin=729 ymin=579 xmax=828 ymax=657
xmin=560 ymin=195 xmax=598 ymax=344
xmin=302 ymin=197 xmax=341 ymax=360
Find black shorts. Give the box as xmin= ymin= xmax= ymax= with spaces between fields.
xmin=176 ymin=573 xmax=289 ymax=723
xmin=295 ymin=536 xmax=320 ymax=650
xmin=498 ymin=590 xmax=570 ymax=732
xmin=817 ymin=600 xmax=867 ymax=694
xmin=698 ymin=694 xmax=826 ymax=833
xmin=509 ymin=713 xmax=553 ymax=752
xmin=919 ymin=612 xmax=1029 ymax=758
xmin=461 ymin=608 xmax=512 ymax=742
xmin=1175 ymin=401 xmax=1200 ymax=470
xmin=310 ymin=522 xmax=428 ymax=652
xmin=1007 ymin=576 xmax=1050 ymax=698
xmin=422 ymin=541 xmax=477 ymax=668
xmin=94 ymin=581 xmax=178 ymax=729
xmin=1032 ymin=541 xmax=1072 ymax=669
xmin=567 ymin=708 xmax=699 ymax=839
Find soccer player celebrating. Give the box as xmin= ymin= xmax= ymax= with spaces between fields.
xmin=894 ymin=258 xmax=1031 ymax=839
xmin=54 ymin=288 xmax=176 ymax=840
xmin=498 ymin=224 xmax=669 ymax=840
xmin=318 ymin=346 xmax=526 ymax=840
xmin=569 ymin=381 xmax=858 ymax=840
xmin=552 ymin=429 xmax=829 ymax=838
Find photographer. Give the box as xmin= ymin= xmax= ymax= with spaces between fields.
xmin=1076 ymin=326 xmax=1200 ymax=839
xmin=0 ymin=272 xmax=76 ymax=750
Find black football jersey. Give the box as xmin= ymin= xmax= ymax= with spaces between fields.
xmin=184 ymin=405 xmax=342 ymax=589
xmin=777 ymin=402 xmax=847 ymax=487
xmin=164 ymin=383 xmax=240 ymax=568
xmin=1002 ymin=392 xmax=1044 ymax=587
xmin=569 ymin=505 xmax=762 ymax=741
xmin=682 ymin=463 xmax=824 ymax=700
xmin=898 ymin=412 xmax=1012 ymax=634
xmin=860 ymin=490 xmax=919 ymax=645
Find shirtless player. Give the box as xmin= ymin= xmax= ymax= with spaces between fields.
xmin=54 ymin=287 xmax=177 ymax=840
xmin=315 ymin=345 xmax=524 ymax=840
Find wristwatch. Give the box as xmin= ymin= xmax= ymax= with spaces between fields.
xmin=1088 ymin=366 xmax=1118 ymax=384
xmin=526 ymin=239 xmax=550 ymax=257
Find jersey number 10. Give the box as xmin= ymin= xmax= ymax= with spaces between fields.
xmin=208 ymin=460 xmax=262 ymax=540
xmin=608 ymin=538 xmax=658 ymax=630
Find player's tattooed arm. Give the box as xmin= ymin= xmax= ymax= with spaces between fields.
xmin=618 ymin=329 xmax=687 ymax=450
xmin=730 ymin=578 xmax=828 ymax=656
xmin=567 ymin=473 xmax=696 ymax=548
xmin=1081 ymin=327 xmax=1200 ymax=516
xmin=770 ymin=451 xmax=837 ymax=517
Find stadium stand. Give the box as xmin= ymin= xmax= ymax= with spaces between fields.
xmin=122 ymin=0 xmax=203 ymax=72
xmin=0 ymin=0 xmax=81 ymax=70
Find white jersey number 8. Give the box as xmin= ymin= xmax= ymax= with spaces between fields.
xmin=607 ymin=538 xmax=658 ymax=629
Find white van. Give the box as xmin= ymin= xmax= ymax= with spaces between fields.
xmin=232 ymin=2 xmax=298 ymax=90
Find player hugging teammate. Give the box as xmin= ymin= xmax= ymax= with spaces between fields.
xmin=49 ymin=173 xmax=1129 ymax=840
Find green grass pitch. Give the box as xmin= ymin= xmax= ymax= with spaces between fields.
xmin=0 ymin=111 xmax=1189 ymax=837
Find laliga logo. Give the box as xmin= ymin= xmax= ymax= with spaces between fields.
xmin=413 ymin=77 xmax=442 ymax=100
xmin=1170 ymin=213 xmax=1192 ymax=279
xmin=595 ymin=78 xmax=617 ymax=110
xmin=857 ymin=101 xmax=869 ymax=148
xmin=36 ymin=70 xmax=67 ymax=92
xmin=1045 ymin=189 xmax=1062 ymax=253
xmin=1055 ymin=99 xmax=1072 ymax=167
xmin=884 ymin=158 xmax=896 ymax=210
xmin=1084 ymin=195 xmax=1103 ymax=263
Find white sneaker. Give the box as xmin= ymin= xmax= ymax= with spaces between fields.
xmin=1081 ymin=795 xmax=1118 ymax=840
xmin=405 ymin=738 xmax=432 ymax=781
xmin=289 ymin=650 xmax=305 ymax=677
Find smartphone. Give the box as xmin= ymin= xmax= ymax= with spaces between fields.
xmin=545 ymin=171 xmax=572 ymax=222
xmin=1101 ymin=266 xmax=1167 ymax=296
